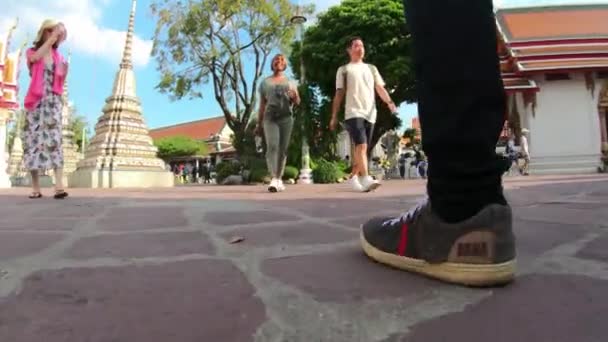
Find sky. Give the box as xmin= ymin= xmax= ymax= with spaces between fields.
xmin=1 ymin=0 xmax=606 ymax=132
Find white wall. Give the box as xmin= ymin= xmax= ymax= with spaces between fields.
xmin=526 ymin=73 xmax=601 ymax=159
xmin=218 ymin=123 xmax=234 ymax=142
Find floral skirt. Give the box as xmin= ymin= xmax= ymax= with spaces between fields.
xmin=23 ymin=94 xmax=64 ymax=171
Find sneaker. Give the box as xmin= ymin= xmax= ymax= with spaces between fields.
xmin=360 ymin=198 xmax=516 ymax=286
xmin=277 ymin=179 xmax=286 ymax=192
xmin=348 ymin=176 xmax=364 ymax=192
xmin=360 ymin=176 xmax=381 ymax=192
xmin=268 ymin=178 xmax=279 ymax=193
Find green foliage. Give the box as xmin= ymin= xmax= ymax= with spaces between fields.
xmin=243 ymin=157 xmax=268 ymax=183
xmin=154 ymin=135 xmax=208 ymax=160
xmin=215 ymin=161 xmax=242 ymax=183
xmin=334 ymin=159 xmax=352 ymax=175
xmin=311 ymin=158 xmax=345 ymax=184
xmin=250 ymin=167 xmax=270 ymax=183
xmin=283 ymin=165 xmax=299 ymax=180
xmin=150 ymin=0 xmax=313 ymax=156
xmin=68 ymin=114 xmax=89 ymax=152
xmin=290 ymin=0 xmax=411 ymax=149
xmin=232 ymin=117 xmax=261 ymax=162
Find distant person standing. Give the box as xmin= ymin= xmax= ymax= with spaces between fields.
xmin=23 ymin=19 xmax=68 ymax=199
xmin=520 ymin=128 xmax=530 ymax=175
xmin=329 ymin=37 xmax=398 ymax=192
xmin=256 ymin=54 xmax=300 ymax=193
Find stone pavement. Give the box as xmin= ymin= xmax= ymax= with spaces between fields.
xmin=0 ymin=174 xmax=607 ymax=342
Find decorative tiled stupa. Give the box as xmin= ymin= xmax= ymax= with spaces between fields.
xmin=69 ymin=0 xmax=173 ymax=188
xmin=7 ymin=110 xmax=24 ymax=177
xmin=58 ymin=51 xmax=81 ymax=183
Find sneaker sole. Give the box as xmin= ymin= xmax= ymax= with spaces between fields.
xmin=363 ymin=183 xmax=381 ymax=193
xmin=360 ymin=230 xmax=515 ymax=287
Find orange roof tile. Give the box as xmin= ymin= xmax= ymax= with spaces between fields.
xmin=150 ymin=116 xmax=227 ymax=141
xmin=496 ymin=5 xmax=608 ymax=73
xmin=497 ymin=5 xmax=608 ymax=42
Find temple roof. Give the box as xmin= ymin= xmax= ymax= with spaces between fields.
xmin=149 ymin=116 xmax=228 ymax=141
xmin=496 ymin=4 xmax=608 ymax=73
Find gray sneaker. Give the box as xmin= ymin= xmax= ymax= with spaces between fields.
xmin=361 ymin=198 xmax=516 ymax=286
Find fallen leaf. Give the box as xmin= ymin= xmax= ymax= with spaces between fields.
xmin=229 ymin=236 xmax=245 ymax=244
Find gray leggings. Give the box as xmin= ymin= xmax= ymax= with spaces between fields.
xmin=263 ymin=116 xmax=294 ymax=179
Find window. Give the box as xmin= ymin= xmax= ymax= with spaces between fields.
xmin=545 ymin=73 xmax=570 ymax=81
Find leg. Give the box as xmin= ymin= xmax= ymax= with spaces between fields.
xmin=263 ymin=119 xmax=280 ymax=178
xmin=410 ymin=0 xmax=507 ymax=222
xmin=53 ymin=168 xmax=68 ymax=199
xmin=30 ymin=170 xmax=41 ymax=198
xmin=354 ymin=143 xmax=369 ymax=177
xmin=54 ymin=167 xmax=64 ymax=191
xmin=359 ymin=0 xmax=515 ymax=286
xmin=263 ymin=119 xmax=281 ymax=192
xmin=276 ymin=116 xmax=294 ymax=180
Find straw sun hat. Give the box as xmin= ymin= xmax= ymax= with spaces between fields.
xmin=34 ymin=19 xmax=66 ymax=45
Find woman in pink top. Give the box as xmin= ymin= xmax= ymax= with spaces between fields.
xmin=23 ymin=19 xmax=68 ymax=199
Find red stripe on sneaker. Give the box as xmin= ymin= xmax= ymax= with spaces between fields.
xmin=397 ymin=223 xmax=408 ymax=256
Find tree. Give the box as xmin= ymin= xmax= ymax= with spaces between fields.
xmin=402 ymin=127 xmax=419 ymax=147
xmin=151 ymin=0 xmax=312 ymax=155
xmin=68 ymin=114 xmax=88 ymax=152
xmin=290 ymin=0 xmax=415 ymax=150
xmin=154 ymin=136 xmax=208 ymax=160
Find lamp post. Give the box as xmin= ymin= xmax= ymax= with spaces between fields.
xmin=291 ymin=3 xmax=313 ymax=184
xmin=81 ymin=127 xmax=89 ymax=159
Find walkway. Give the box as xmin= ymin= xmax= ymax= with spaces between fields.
xmin=0 ymin=174 xmax=606 ymax=341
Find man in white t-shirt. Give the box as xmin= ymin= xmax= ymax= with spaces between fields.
xmin=330 ymin=36 xmax=398 ymax=192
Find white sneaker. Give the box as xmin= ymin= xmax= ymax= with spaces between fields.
xmin=277 ymin=179 xmax=286 ymax=192
xmin=348 ymin=176 xmax=364 ymax=192
xmin=360 ymin=176 xmax=381 ymax=192
xmin=268 ymin=178 xmax=279 ymax=193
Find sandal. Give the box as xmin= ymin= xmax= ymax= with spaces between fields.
xmin=28 ymin=192 xmax=43 ymax=199
xmin=54 ymin=190 xmax=68 ymax=199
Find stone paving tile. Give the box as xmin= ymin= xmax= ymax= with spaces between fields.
xmin=66 ymin=231 xmax=216 ymax=259
xmin=513 ymin=204 xmax=608 ymax=226
xmin=35 ymin=203 xmax=109 ymax=218
xmin=0 ymin=260 xmax=266 ymax=342
xmin=0 ymin=232 xmax=65 ymax=260
xmin=513 ymin=220 xmax=591 ymax=259
xmin=97 ymin=206 xmax=188 ymax=231
xmin=262 ymin=247 xmax=438 ymax=303
xmin=220 ymin=222 xmax=355 ymax=247
xmin=205 ymin=211 xmax=301 ymax=226
xmin=0 ymin=217 xmax=79 ymax=231
xmin=390 ymin=274 xmax=608 ymax=342
xmin=273 ymin=198 xmax=416 ymax=218
xmin=576 ymin=234 xmax=608 ymax=262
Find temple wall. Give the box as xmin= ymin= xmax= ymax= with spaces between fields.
xmin=521 ymin=72 xmax=602 ymax=174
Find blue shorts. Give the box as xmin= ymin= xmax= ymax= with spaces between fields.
xmin=344 ymin=118 xmax=374 ymax=146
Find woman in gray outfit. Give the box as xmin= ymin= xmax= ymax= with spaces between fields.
xmin=256 ymin=54 xmax=300 ymax=192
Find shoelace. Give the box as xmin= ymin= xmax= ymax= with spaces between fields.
xmin=382 ymin=197 xmax=429 ymax=227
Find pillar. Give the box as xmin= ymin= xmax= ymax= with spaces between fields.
xmin=0 ymin=109 xmax=12 ymax=188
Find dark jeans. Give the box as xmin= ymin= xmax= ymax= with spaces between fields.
xmin=404 ymin=0 xmax=507 ymax=222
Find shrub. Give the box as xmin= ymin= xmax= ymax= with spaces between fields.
xmin=335 ymin=159 xmax=352 ymax=175
xmin=250 ymin=167 xmax=269 ymax=183
xmin=215 ymin=161 xmax=241 ymax=183
xmin=283 ymin=165 xmax=299 ymax=180
xmin=312 ymin=158 xmax=344 ymax=184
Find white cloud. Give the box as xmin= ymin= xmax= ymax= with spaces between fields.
xmin=0 ymin=0 xmax=152 ymax=67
